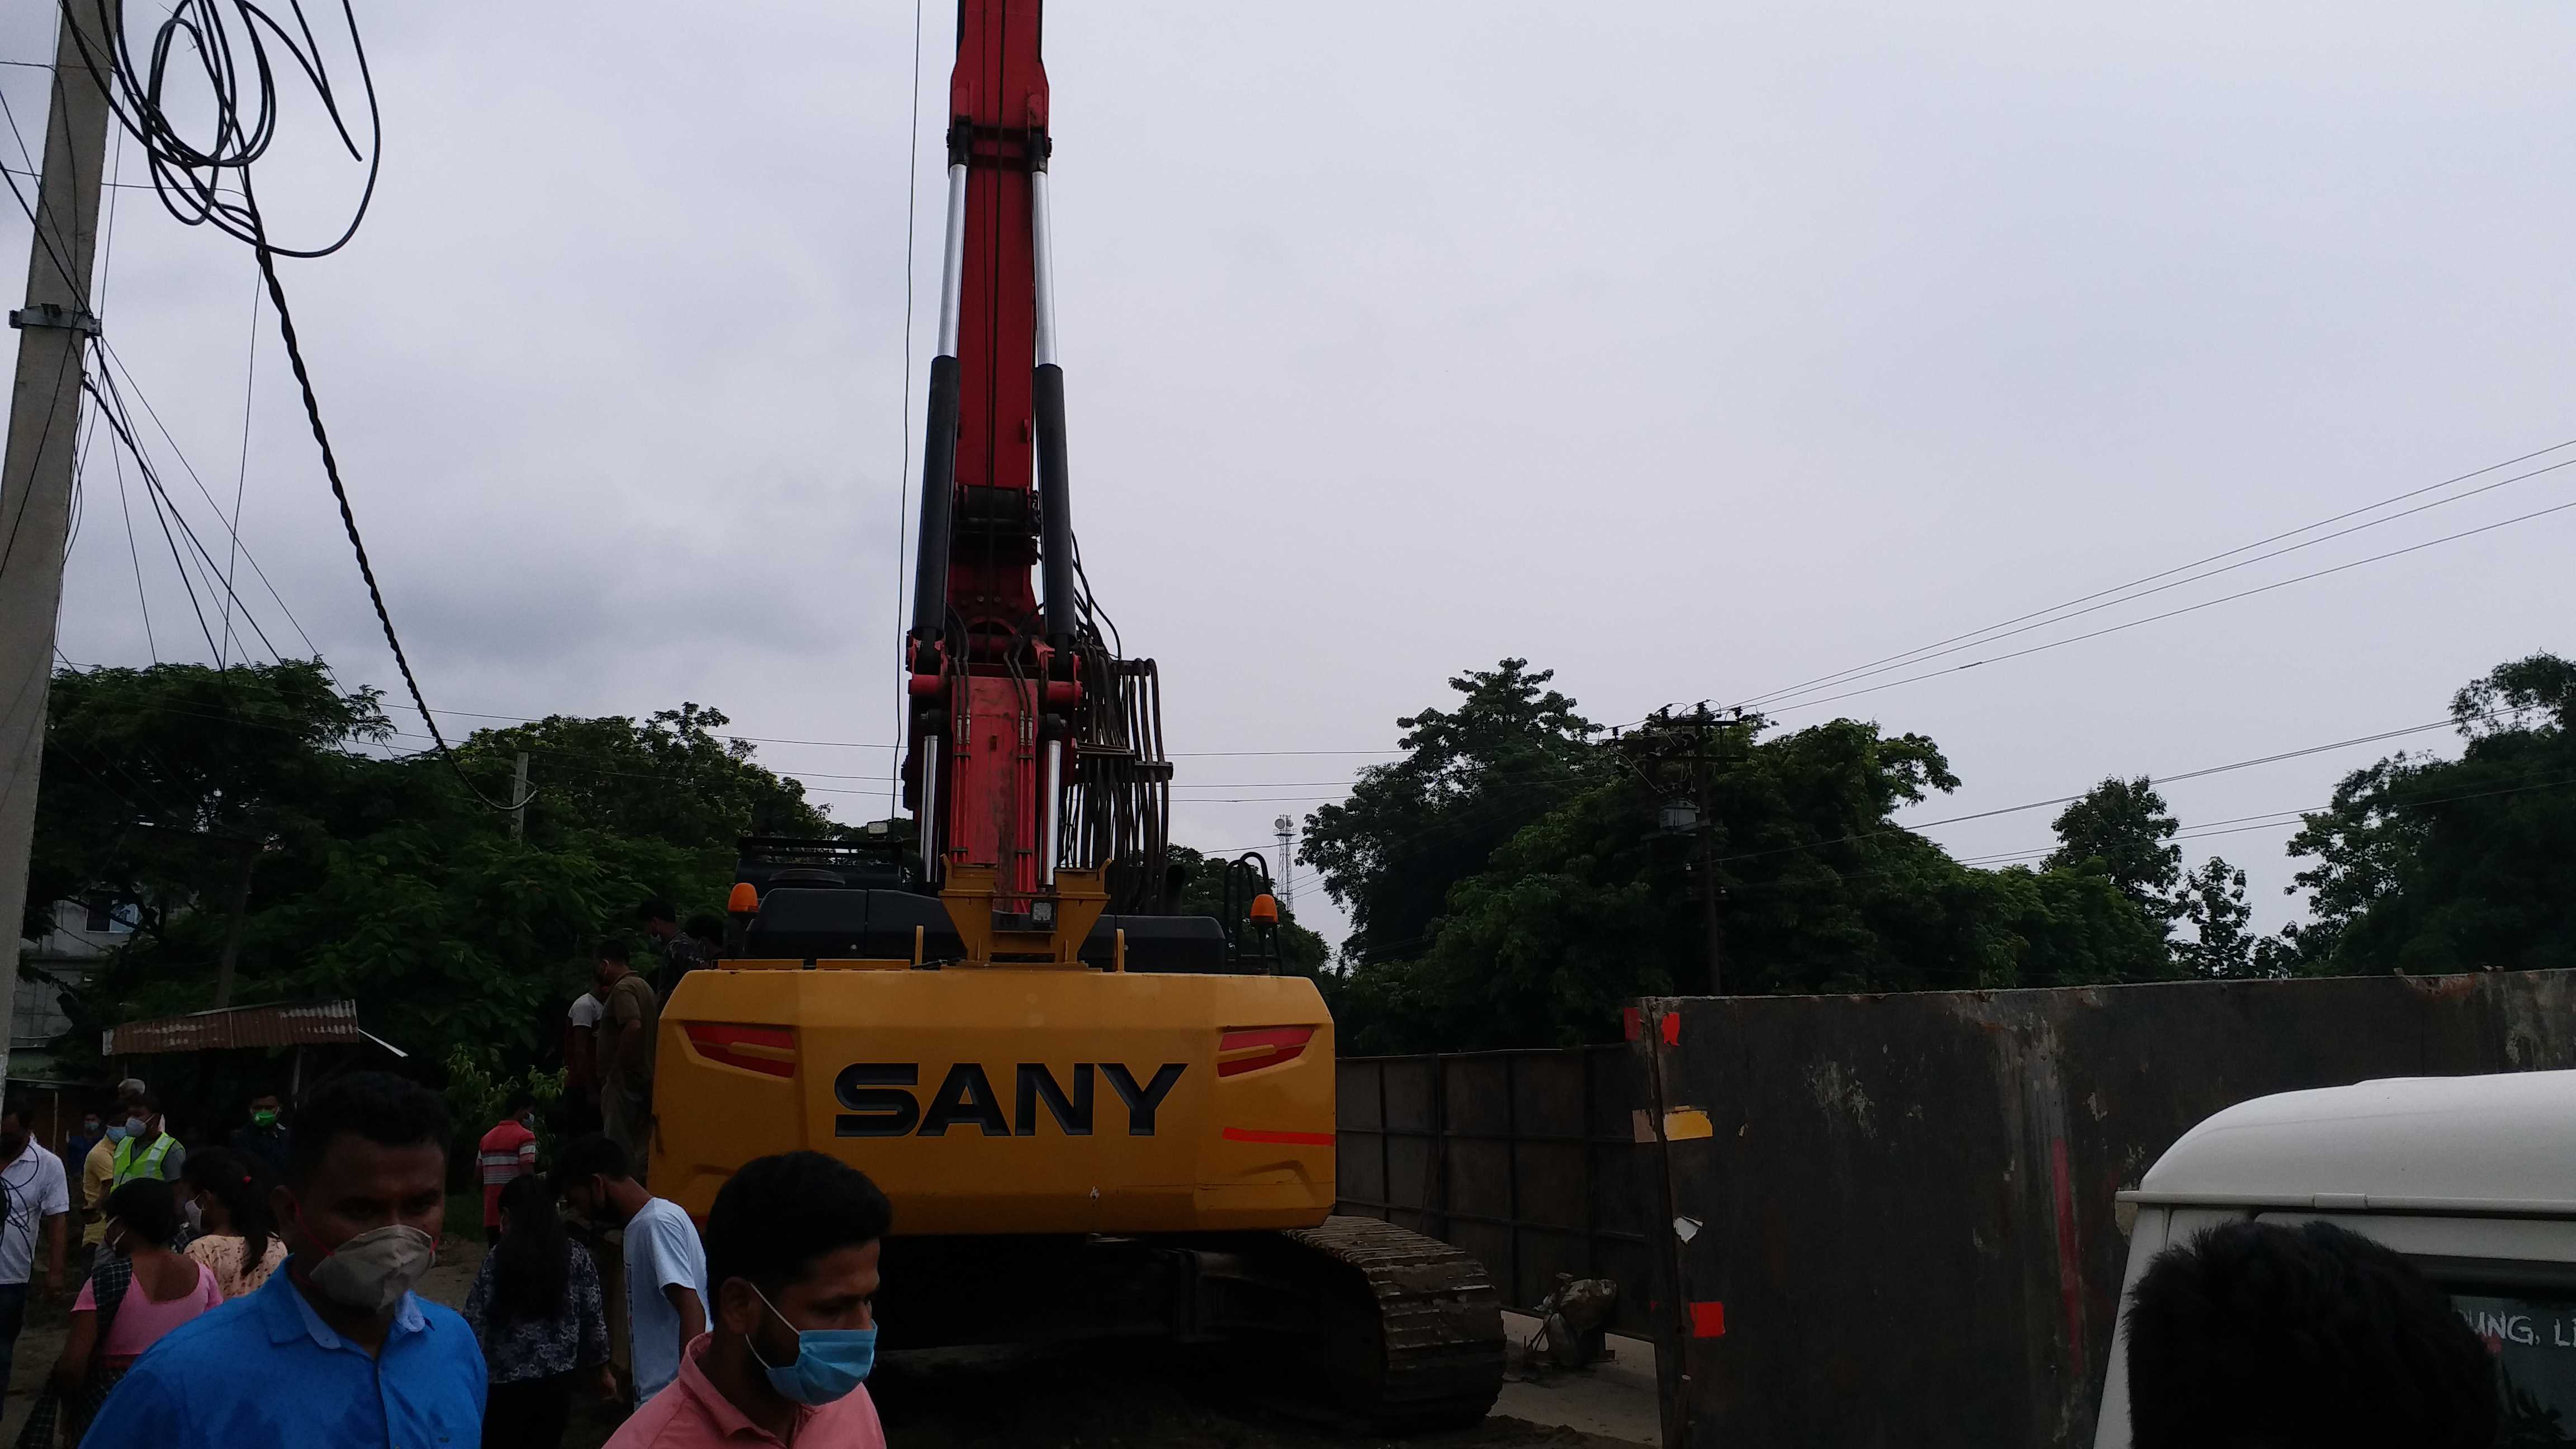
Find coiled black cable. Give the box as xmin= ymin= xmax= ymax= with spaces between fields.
xmin=61 ymin=1 xmax=520 ymax=810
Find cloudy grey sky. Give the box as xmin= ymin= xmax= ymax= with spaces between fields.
xmin=7 ymin=1 xmax=2574 ymax=949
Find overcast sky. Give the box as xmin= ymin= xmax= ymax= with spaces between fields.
xmin=7 ymin=1 xmax=2574 ymax=951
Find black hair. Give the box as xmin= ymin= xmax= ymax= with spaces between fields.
xmin=503 ymin=1088 xmax=536 ymax=1115
xmin=182 ymin=1145 xmax=275 ymax=1273
xmin=104 ymin=1177 xmax=179 ymax=1246
xmin=286 ymin=1072 xmax=451 ymax=1187
xmin=683 ymin=913 xmax=724 ymax=944
xmin=636 ymin=899 xmax=677 ymax=924
xmin=248 ymin=1089 xmax=281 ymax=1106
xmin=0 ymin=1096 xmax=27 ymax=1130
xmin=596 ymin=938 xmax=632 ymax=966
xmin=551 ymin=1133 xmax=629 ymax=1187
xmin=704 ymin=1151 xmax=892 ymax=1301
xmin=2125 ymin=1219 xmax=2497 ymax=1449
xmin=490 ymin=1174 xmax=572 ymax=1325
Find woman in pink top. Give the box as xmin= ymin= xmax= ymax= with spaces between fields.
xmin=51 ymin=1178 xmax=223 ymax=1439
xmin=182 ymin=1147 xmax=287 ymax=1299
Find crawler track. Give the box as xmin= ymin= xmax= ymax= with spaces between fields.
xmin=1282 ymin=1215 xmax=1507 ymax=1429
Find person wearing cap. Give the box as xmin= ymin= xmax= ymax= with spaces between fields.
xmin=110 ymin=1093 xmax=184 ymax=1192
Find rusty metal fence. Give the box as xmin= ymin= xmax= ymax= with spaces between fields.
xmin=1336 ymin=1046 xmax=1660 ymax=1337
xmin=1635 ymin=967 xmax=2576 ymax=1449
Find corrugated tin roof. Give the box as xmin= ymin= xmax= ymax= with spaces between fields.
xmin=103 ymin=1000 xmax=405 ymax=1057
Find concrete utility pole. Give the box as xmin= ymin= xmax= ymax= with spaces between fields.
xmin=0 ymin=3 xmax=118 ymax=1088
xmin=1690 ymin=703 xmax=1725 ymax=996
xmin=510 ymin=751 xmax=529 ymax=840
xmin=212 ymin=839 xmax=257 ymax=1009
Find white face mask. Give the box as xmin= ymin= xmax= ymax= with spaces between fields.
xmin=306 ymin=1224 xmax=437 ymax=1315
xmin=182 ymin=1197 xmax=204 ymax=1233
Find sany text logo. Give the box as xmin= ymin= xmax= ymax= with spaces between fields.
xmin=833 ymin=1062 xmax=1186 ymax=1138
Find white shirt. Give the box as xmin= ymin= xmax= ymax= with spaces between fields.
xmin=0 ymin=1142 xmax=69 ymax=1285
xmin=623 ymin=1196 xmax=708 ymax=1405
xmin=567 ymin=993 xmax=604 ymax=1029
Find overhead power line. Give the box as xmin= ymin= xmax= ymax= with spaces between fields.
xmin=94 ymin=340 xmax=318 ymax=657
xmin=61 ymin=0 xmax=519 ymax=810
xmin=1707 ymin=707 xmax=2518 ymax=869
xmin=323 ymin=698 xmax=1403 ymax=760
xmin=1723 ymin=434 xmax=2576 ymax=716
xmin=1756 ymin=494 xmax=2576 ymax=718
xmin=1736 ymin=453 xmax=2576 ymax=715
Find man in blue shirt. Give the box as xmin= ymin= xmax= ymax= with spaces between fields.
xmin=80 ymin=1072 xmax=485 ymax=1446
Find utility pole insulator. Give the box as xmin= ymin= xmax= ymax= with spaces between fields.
xmin=7 ymin=305 xmax=100 ymax=335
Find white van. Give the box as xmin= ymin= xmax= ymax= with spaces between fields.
xmin=2094 ymin=1071 xmax=2576 ymax=1447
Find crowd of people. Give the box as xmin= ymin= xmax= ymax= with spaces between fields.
xmin=30 ymin=1071 xmax=889 ymax=1449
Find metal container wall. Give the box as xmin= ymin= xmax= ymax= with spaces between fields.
xmin=1337 ymin=1046 xmax=1661 ymax=1336
xmin=1636 ymin=969 xmax=2576 ymax=1449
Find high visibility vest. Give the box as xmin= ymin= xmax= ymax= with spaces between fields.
xmin=112 ymin=1132 xmax=174 ymax=1187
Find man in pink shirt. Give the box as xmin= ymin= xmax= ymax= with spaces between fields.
xmin=606 ymin=1152 xmax=888 ymax=1449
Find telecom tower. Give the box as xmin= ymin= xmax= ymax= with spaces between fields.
xmin=1274 ymin=814 xmax=1295 ymax=913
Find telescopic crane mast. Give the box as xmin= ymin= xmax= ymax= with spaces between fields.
xmin=903 ymin=0 xmax=1167 ymax=909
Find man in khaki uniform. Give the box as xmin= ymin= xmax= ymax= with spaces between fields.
xmin=593 ymin=940 xmax=660 ymax=1181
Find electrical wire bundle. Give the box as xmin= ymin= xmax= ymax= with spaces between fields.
xmin=60 ymin=0 xmax=515 ymax=808
xmin=68 ymin=0 xmax=380 ymax=259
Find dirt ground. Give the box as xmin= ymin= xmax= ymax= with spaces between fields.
xmin=0 ymin=1241 xmax=1644 ymax=1449
xmin=543 ymin=1349 xmax=1638 ymax=1449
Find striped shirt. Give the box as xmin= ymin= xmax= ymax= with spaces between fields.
xmin=476 ymin=1120 xmax=537 ymax=1229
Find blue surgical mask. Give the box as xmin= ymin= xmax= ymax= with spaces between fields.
xmin=104 ymin=1124 xmax=127 ymax=1143
xmin=747 ymin=1285 xmax=875 ymax=1405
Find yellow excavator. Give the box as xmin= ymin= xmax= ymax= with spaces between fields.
xmin=648 ymin=1 xmax=1504 ymax=1427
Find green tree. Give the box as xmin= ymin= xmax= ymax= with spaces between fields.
xmin=2171 ymin=856 xmax=2258 ymax=978
xmin=25 ymin=659 xmax=390 ymax=944
xmin=2275 ymin=654 xmax=2576 ymax=976
xmin=2044 ymin=776 xmax=2182 ymax=928
xmin=1322 ymin=699 xmax=2174 ymax=1054
xmin=1167 ymin=845 xmax=1328 ymax=977
xmin=28 ymin=660 xmax=837 ymax=1082
xmin=456 ymin=704 xmax=837 ymax=854
xmin=1300 ymin=660 xmax=1600 ymax=967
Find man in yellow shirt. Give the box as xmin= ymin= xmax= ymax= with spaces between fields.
xmin=80 ymin=1085 xmax=143 ymax=1246
xmin=78 ymin=1137 xmax=112 ymax=1246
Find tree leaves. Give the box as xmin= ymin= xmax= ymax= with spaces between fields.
xmin=2277 ymin=653 xmax=2576 ymax=976
xmin=2044 ymin=777 xmax=2183 ymax=924
xmin=31 ymin=661 xmax=838 ymax=1078
xmin=1313 ymin=667 xmax=2177 ymax=1053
